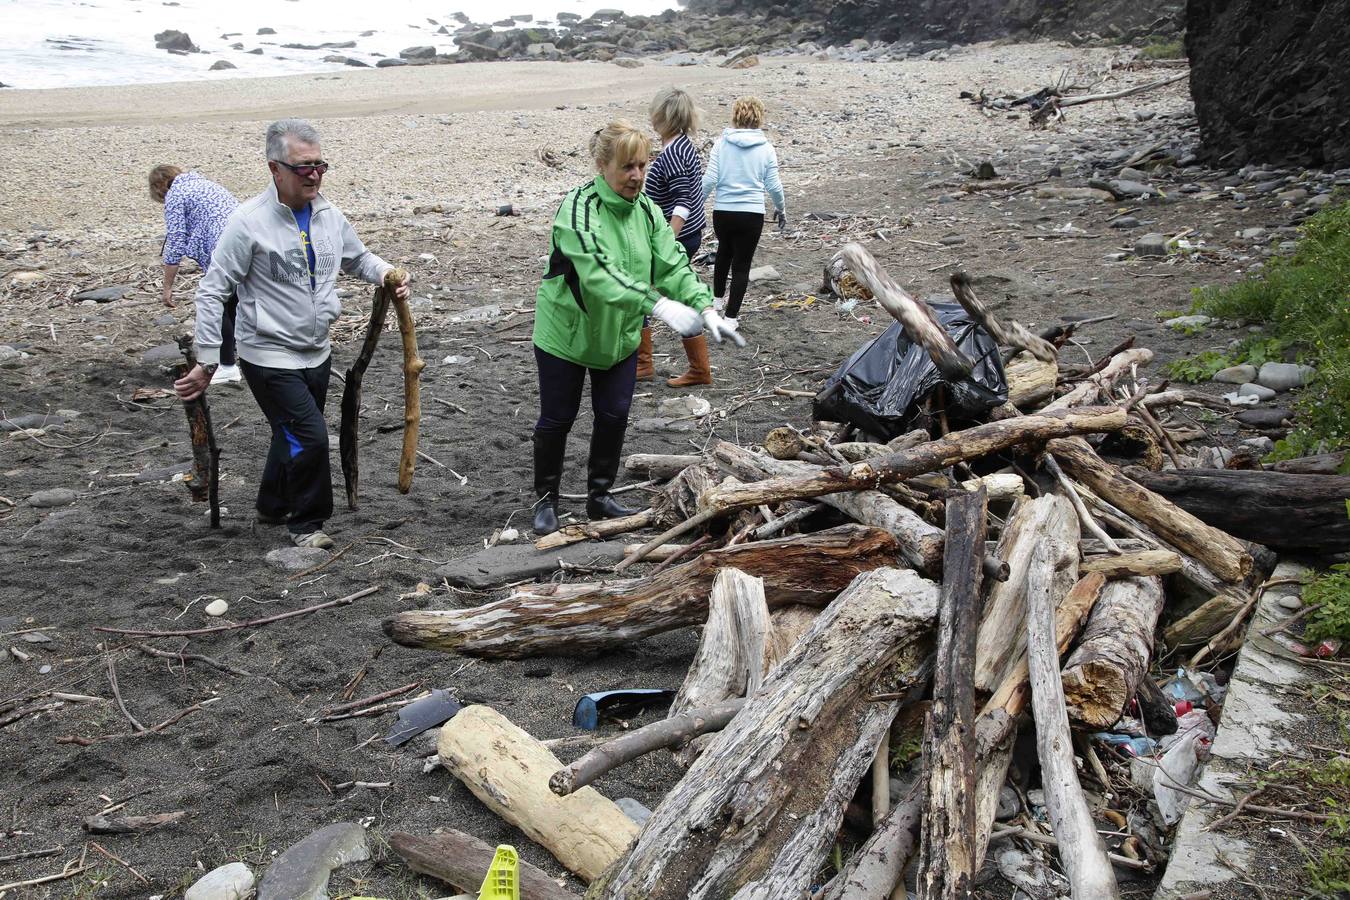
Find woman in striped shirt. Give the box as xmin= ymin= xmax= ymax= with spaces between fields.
xmin=642 ymin=87 xmax=716 ymax=388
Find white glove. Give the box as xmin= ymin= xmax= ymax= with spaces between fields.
xmin=652 ymin=297 xmax=703 ymax=338
xmin=702 ymin=308 xmax=746 ymax=347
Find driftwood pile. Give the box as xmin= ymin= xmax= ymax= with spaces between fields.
xmin=382 ymin=245 xmax=1347 ymax=898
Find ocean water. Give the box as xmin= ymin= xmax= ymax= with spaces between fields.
xmin=0 ymin=0 xmax=679 ymax=90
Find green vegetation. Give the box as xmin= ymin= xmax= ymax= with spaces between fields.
xmin=1304 ymin=563 xmax=1350 ymax=643
xmin=1183 ymin=199 xmax=1350 ymax=459
xmin=1139 ymin=39 xmax=1184 ymax=60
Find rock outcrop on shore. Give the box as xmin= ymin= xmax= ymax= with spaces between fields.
xmin=1187 ymin=0 xmax=1348 ymax=169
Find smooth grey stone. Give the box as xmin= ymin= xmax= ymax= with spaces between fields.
xmin=143 ymin=343 xmax=184 ymax=365
xmin=1307 ymin=193 xmax=1334 ymax=209
xmin=631 ymin=416 xmax=692 ymax=433
xmin=1164 ymin=315 xmax=1212 ymax=329
xmin=938 ymin=235 xmax=966 ymax=246
xmin=256 ymin=822 xmax=369 ymax=900
xmin=1119 ymin=166 xmax=1150 ymax=181
xmin=1257 ymin=362 xmax=1314 ymax=392
xmin=1235 ymin=407 xmax=1294 ymax=429
xmin=1212 ymin=364 xmax=1257 ymax=384
xmin=19 ymin=508 xmax=82 ymax=545
xmin=616 ymin=797 xmax=652 ymax=826
xmin=376 ymin=57 xmax=408 ymax=67
xmin=996 ymin=785 xmax=1020 ymax=820
xmin=1241 ymin=227 xmax=1267 ymax=240
xmin=748 ymin=265 xmax=781 ymax=281
xmin=1276 ymin=188 xmax=1308 ymax=202
xmin=1238 ymin=436 xmax=1275 ymax=455
xmin=399 ymin=45 xmax=436 ymax=59
xmin=1237 ymin=383 xmax=1277 ymax=401
xmin=448 ymin=303 xmax=502 ymax=323
xmin=1196 ymin=446 xmax=1234 ymax=468
xmin=612 ymin=56 xmax=642 ymax=68
xmin=73 ymin=283 xmax=136 ymax=302
xmin=435 ymin=541 xmax=632 ymax=590
xmin=1134 ymin=233 xmax=1169 ymax=256
xmin=0 ymin=345 xmax=22 ymax=365
xmin=1278 ymin=595 xmax=1302 ymax=611
xmin=0 ymin=413 xmax=66 ymax=431
xmin=1111 ymin=178 xmax=1156 ymax=198
xmin=154 ymin=313 xmax=177 ymax=327
xmin=1251 ymin=179 xmax=1284 ymax=193
xmin=26 ymin=488 xmax=77 ymax=508
xmin=209 ymin=60 xmax=236 ymax=70
xmin=1109 ymin=216 xmax=1142 ymax=229
xmin=185 ymin=862 xmax=255 ymax=900
xmin=264 ymin=547 xmax=331 ymax=572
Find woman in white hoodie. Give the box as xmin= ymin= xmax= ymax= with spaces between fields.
xmin=701 ymin=96 xmax=786 ymax=325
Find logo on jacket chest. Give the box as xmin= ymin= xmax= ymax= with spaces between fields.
xmin=267 ymin=237 xmax=337 ymax=284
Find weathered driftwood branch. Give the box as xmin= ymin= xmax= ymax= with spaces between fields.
xmin=338 ymin=278 xmax=393 ymax=509
xmin=1124 ymin=467 xmax=1350 ymax=553
xmin=439 ymin=705 xmax=638 ymax=882
xmin=818 ymin=783 xmax=924 ymax=900
xmin=1058 ymin=71 xmax=1189 ymax=108
xmin=176 ymin=336 xmax=219 ymax=525
xmin=1051 ymin=437 xmax=1253 ymax=583
xmin=1079 ymin=549 xmax=1181 ymax=578
xmin=973 ymin=494 xmax=1080 ymax=693
xmin=624 ymin=453 xmax=703 ymax=480
xmin=389 ymin=269 xmax=423 ymax=494
xmin=550 ymin=699 xmax=745 ymax=798
xmin=536 ymin=508 xmax=660 ymax=550
xmin=1024 ymin=541 xmax=1121 ymax=899
xmin=949 ymin=273 xmax=1057 ymax=362
xmin=1164 ymin=587 xmax=1250 ymax=648
xmin=1042 ymin=348 xmax=1153 ymax=412
xmin=836 ymin=242 xmax=974 ymax=380
xmin=918 ymin=487 xmax=987 ymax=900
xmin=385 ymin=525 xmax=898 ymax=657
xmin=1061 ymin=576 xmax=1165 ymax=728
xmin=586 ymin=568 xmax=938 ymax=900
xmin=1005 ymin=353 xmax=1059 ymax=409
xmin=388 ymin=830 xmax=579 ymax=900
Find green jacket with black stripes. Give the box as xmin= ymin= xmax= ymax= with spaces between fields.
xmin=533 ymin=174 xmax=713 ymax=369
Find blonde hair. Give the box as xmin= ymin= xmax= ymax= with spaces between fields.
xmin=590 ymin=119 xmax=652 ymax=169
xmin=650 ymin=87 xmax=699 ymax=138
xmin=731 ymin=97 xmax=765 ymax=129
xmin=148 ymin=164 xmax=183 ymax=203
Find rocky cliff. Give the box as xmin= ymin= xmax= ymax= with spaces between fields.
xmin=1186 ymin=0 xmax=1348 ymax=168
xmin=681 ymin=0 xmax=1184 ymax=45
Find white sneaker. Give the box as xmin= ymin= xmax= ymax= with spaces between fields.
xmin=292 ymin=530 xmax=335 ymax=550
xmin=724 ymin=316 xmax=739 ymax=330
xmin=211 ymin=364 xmax=242 ymax=385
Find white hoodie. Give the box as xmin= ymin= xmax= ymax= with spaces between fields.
xmin=194 ymin=182 xmax=392 ymax=369
xmin=701 ymin=128 xmax=786 ymax=216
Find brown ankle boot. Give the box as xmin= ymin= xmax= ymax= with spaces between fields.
xmin=667 ymin=335 xmax=712 ymax=387
xmin=636 ymin=326 xmax=654 ymax=380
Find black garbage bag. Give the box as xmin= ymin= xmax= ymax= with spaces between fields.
xmin=813 ymin=301 xmax=1007 ymax=441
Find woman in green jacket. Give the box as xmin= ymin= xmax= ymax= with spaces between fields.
xmin=531 ymin=120 xmax=742 ymax=535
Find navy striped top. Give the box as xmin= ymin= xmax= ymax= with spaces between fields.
xmin=643 ymin=133 xmax=706 ymax=242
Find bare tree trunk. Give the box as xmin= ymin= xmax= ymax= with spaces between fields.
xmin=1079 ymin=550 xmax=1181 ymax=578
xmin=818 ymin=783 xmax=924 ymax=900
xmin=586 ymin=568 xmax=939 ymax=900
xmin=1061 ymin=576 xmax=1165 ymax=728
xmin=1024 ymin=543 xmax=1120 ymax=899
xmin=625 ymin=453 xmax=703 ymax=480
xmin=918 ymin=487 xmax=987 ymax=900
xmin=385 ymin=525 xmax=899 ymax=657
xmin=1006 ymin=353 xmax=1059 ymax=409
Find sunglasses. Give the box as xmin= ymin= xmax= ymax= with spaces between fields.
xmin=275 ymin=160 xmax=330 ymax=177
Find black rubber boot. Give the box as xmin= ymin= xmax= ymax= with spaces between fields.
xmin=586 ymin=418 xmax=638 ymax=520
xmin=532 ymin=430 xmax=567 ymax=535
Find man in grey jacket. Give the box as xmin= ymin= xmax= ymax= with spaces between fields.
xmin=174 ymin=118 xmax=410 ymax=549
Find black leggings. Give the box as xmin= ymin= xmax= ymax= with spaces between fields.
xmin=534 ymin=346 xmax=637 ymax=438
xmin=712 ymin=210 xmax=764 ymax=319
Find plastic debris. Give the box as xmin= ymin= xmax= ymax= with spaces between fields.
xmin=384 ymin=689 xmax=463 ymax=746
xmin=571 ymin=689 xmax=675 ymax=731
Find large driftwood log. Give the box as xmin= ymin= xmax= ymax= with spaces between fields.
xmin=550 ymin=698 xmax=745 ymax=797
xmin=624 ymin=453 xmax=703 ymax=480
xmin=438 ymin=705 xmax=638 ymax=882
xmin=702 ymin=408 xmax=1124 ymax=515
xmin=1164 ymin=587 xmax=1250 ymax=648
xmin=338 ymin=279 xmax=393 ymax=508
xmin=1270 ymin=451 xmax=1346 ymax=475
xmin=1006 ymin=353 xmax=1059 ymax=409
xmin=671 ymin=568 xmax=771 ymax=714
xmin=587 ymin=568 xmax=939 ymax=900
xmin=1051 ymin=437 xmax=1252 ymax=584
xmin=1024 ymin=542 xmax=1121 ymax=899
xmin=1061 ymin=576 xmax=1165 ymax=728
xmin=388 ymin=830 xmax=579 ymax=900
xmin=390 ymin=269 xmax=423 ymax=494
xmin=949 ymin=273 xmax=1057 ymax=363
xmin=836 ymin=242 xmax=974 ymax=380
xmin=385 ymin=525 xmax=898 ymax=657
xmin=973 ymin=494 xmax=1080 ymax=693
xmin=1124 ymin=467 xmax=1350 ymax=553
xmin=713 ymin=441 xmax=944 ymax=575
xmin=918 ymin=487 xmax=987 ymax=900
xmin=1079 ymin=550 xmax=1182 ymax=578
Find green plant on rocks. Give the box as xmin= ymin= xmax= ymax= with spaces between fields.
xmin=1304 ymin=563 xmax=1350 ymax=643
xmin=1139 ymin=38 xmax=1184 ymax=60
xmin=1185 ymin=199 xmax=1350 ymax=457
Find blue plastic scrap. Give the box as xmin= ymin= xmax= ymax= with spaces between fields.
xmin=572 ymin=689 xmax=675 ymax=731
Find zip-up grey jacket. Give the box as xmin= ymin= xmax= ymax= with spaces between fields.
xmin=193 ymin=182 xmax=393 ymax=369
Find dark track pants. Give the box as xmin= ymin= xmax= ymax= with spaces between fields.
xmin=220 ymin=294 xmax=238 ymax=366
xmin=240 ymin=357 xmax=333 ymax=535
xmin=712 ymin=209 xmax=764 ymax=319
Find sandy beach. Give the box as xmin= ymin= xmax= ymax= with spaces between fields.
xmin=1 ymin=43 xmax=1310 ymax=897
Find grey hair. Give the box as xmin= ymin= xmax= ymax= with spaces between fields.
xmin=265 ymin=118 xmax=321 ymax=162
